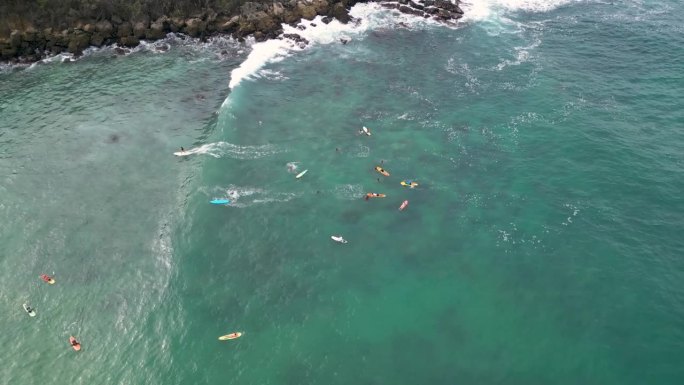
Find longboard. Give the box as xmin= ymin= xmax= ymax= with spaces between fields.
xmin=375 ymin=166 xmax=390 ymax=177
xmin=210 ymin=199 xmax=230 ymax=205
xmin=365 ymin=193 xmax=386 ymax=199
xmin=295 ymin=169 xmax=308 ymax=179
xmin=218 ymin=332 xmax=243 ymax=341
xmin=23 ymin=304 xmax=36 ymax=317
xmin=331 ymin=236 xmax=348 ymax=244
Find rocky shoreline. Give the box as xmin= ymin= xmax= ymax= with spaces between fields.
xmin=0 ymin=0 xmax=463 ymax=64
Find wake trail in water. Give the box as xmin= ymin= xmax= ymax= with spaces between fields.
xmin=205 ymin=184 xmax=300 ymax=207
xmin=181 ymin=141 xmax=282 ymax=159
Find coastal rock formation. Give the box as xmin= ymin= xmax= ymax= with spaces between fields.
xmin=0 ymin=0 xmax=464 ymax=63
xmin=381 ymin=0 xmax=464 ymax=22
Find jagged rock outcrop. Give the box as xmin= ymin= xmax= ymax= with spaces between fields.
xmin=381 ymin=0 xmax=463 ymax=22
xmin=0 ymin=0 xmax=464 ymax=63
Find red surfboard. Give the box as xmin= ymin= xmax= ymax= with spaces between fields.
xmin=40 ymin=274 xmax=55 ymax=284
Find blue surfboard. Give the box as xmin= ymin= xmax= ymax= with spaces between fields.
xmin=210 ymin=199 xmax=231 ymax=205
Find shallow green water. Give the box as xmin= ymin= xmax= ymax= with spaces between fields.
xmin=1 ymin=1 xmax=683 ymax=384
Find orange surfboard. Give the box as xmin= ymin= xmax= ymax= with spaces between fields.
xmin=69 ymin=336 xmax=81 ymax=351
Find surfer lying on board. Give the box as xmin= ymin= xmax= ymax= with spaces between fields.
xmin=365 ymin=193 xmax=384 ymax=200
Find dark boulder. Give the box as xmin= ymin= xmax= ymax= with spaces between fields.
xmin=283 ymin=33 xmax=309 ymax=45
xmin=145 ymin=21 xmax=166 ymax=39
xmin=117 ymin=22 xmax=132 ymax=38
xmin=67 ymin=31 xmax=91 ymax=54
xmin=120 ymin=36 xmax=140 ymax=47
xmin=10 ymin=30 xmax=22 ymax=48
xmin=22 ymin=28 xmax=39 ymax=42
xmin=331 ymin=3 xmax=351 ymax=23
xmin=381 ymin=2 xmax=401 ymax=10
xmin=133 ymin=22 xmax=148 ymax=38
xmin=183 ymin=18 xmax=206 ymax=37
xmin=90 ymin=33 xmax=105 ymax=46
xmin=95 ymin=20 xmax=114 ymax=36
xmin=217 ymin=16 xmax=240 ymax=32
xmin=435 ymin=0 xmax=460 ymax=13
xmin=398 ymin=5 xmax=424 ymax=16
xmin=409 ymin=1 xmax=425 ymax=10
xmin=169 ymin=18 xmax=185 ymax=33
xmin=297 ymin=2 xmax=318 ymax=20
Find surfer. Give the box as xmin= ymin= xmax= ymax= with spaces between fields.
xmin=180 ymin=147 xmax=185 ymax=152
xmin=69 ymin=336 xmax=81 ymax=351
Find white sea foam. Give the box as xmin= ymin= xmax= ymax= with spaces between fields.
xmin=494 ymin=37 xmax=541 ymax=70
xmin=226 ymin=3 xmax=451 ymax=91
xmin=181 ymin=141 xmax=282 ymax=159
xmin=461 ymin=0 xmax=582 ymax=22
xmin=333 ymin=184 xmax=365 ymax=200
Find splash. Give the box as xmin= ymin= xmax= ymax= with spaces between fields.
xmin=286 ymin=161 xmax=300 ymax=173
xmin=228 ymin=37 xmax=294 ymax=89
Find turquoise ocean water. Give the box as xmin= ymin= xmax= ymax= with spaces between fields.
xmin=1 ymin=1 xmax=683 ymax=384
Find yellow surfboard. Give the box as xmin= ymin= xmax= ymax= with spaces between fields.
xmin=218 ymin=332 xmax=243 ymax=341
xmin=375 ymin=166 xmax=390 ymax=176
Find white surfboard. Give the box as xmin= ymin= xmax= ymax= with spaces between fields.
xmin=362 ymin=126 xmax=371 ymax=136
xmin=23 ymin=304 xmax=36 ymax=317
xmin=331 ymin=235 xmax=348 ymax=244
xmin=296 ymin=169 xmax=308 ymax=179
